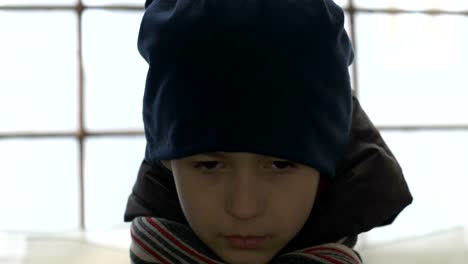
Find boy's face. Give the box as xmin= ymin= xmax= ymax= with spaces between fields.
xmin=161 ymin=152 xmax=320 ymax=264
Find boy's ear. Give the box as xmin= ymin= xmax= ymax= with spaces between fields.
xmin=160 ymin=160 xmax=172 ymax=171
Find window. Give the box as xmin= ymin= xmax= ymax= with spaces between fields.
xmin=352 ymin=0 xmax=468 ymax=247
xmin=1 ymin=0 xmax=467 ymax=248
xmin=0 ymin=0 xmax=146 ymax=232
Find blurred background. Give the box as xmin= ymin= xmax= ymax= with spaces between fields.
xmin=0 ymin=0 xmax=467 ymax=263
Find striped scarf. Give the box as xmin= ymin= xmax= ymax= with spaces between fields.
xmin=130 ymin=217 xmax=362 ymax=264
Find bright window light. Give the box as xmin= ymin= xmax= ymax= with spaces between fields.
xmin=0 ymin=11 xmax=78 ymax=132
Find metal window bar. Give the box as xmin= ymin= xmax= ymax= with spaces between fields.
xmin=0 ymin=0 xmax=467 ymax=238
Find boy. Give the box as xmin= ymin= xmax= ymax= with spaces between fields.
xmin=125 ymin=0 xmax=413 ymax=263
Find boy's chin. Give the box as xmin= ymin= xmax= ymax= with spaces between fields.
xmin=215 ymin=248 xmax=275 ymax=264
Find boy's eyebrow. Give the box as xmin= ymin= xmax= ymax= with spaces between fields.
xmin=196 ymin=152 xmax=269 ymax=159
xmin=197 ymin=152 xmax=230 ymax=158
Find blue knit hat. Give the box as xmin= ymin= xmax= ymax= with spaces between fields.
xmin=138 ymin=0 xmax=354 ymax=178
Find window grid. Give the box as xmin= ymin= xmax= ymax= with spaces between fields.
xmin=0 ymin=0 xmax=467 ymax=236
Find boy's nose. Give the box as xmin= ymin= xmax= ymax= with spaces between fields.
xmin=224 ymin=174 xmax=266 ymax=220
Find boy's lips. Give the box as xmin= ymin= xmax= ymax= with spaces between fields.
xmin=223 ymin=235 xmax=270 ymax=249
xmin=224 ymin=235 xmax=268 ymax=239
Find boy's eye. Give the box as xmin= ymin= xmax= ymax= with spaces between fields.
xmin=193 ymin=161 xmax=296 ymax=171
xmin=194 ymin=161 xmax=222 ymax=170
xmin=271 ymin=161 xmax=296 ymax=170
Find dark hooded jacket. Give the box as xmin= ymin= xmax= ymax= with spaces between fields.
xmin=124 ymin=96 xmax=413 ymax=255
